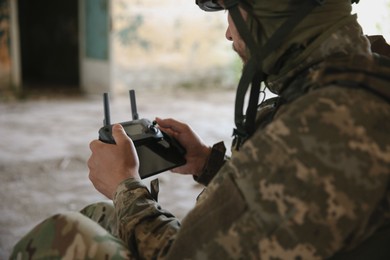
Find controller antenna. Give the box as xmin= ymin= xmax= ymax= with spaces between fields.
xmin=130 ymin=90 xmax=139 ymax=120
xmin=103 ymin=92 xmax=111 ymax=126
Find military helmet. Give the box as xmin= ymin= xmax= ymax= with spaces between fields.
xmin=196 ymin=0 xmax=360 ymax=11
xmin=195 ymin=0 xmax=223 ymax=11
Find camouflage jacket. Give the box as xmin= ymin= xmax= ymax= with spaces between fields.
xmin=113 ymin=29 xmax=390 ymax=259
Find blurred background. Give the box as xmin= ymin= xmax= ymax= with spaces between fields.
xmin=0 ymin=0 xmax=238 ymax=98
xmin=1 ymin=0 xmax=389 ymax=98
xmin=0 ymin=0 xmax=389 ymax=258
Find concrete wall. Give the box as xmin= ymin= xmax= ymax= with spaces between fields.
xmin=111 ymin=0 xmax=238 ymax=95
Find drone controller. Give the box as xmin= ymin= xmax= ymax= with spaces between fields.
xmin=98 ymin=90 xmax=186 ymax=179
xmin=99 ymin=117 xmax=162 ymax=146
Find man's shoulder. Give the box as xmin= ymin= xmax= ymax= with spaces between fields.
xmin=308 ymin=53 xmax=390 ymax=104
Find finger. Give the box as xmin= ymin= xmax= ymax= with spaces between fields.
xmin=159 ymin=128 xmax=177 ymax=138
xmin=171 ymin=165 xmax=188 ymax=174
xmin=87 ymin=156 xmax=94 ymax=170
xmin=89 ymin=139 xmax=101 ymax=151
xmin=112 ymin=124 xmax=130 ymax=145
xmin=156 ymin=117 xmax=188 ymax=133
xmin=156 ymin=117 xmax=179 ymax=130
xmin=171 ymin=167 xmax=180 ymax=173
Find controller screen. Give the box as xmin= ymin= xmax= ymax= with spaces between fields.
xmin=136 ymin=140 xmax=186 ymax=178
xmin=123 ymin=124 xmax=144 ymax=135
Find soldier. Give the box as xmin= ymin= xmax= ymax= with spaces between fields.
xmin=11 ymin=0 xmax=390 ymax=259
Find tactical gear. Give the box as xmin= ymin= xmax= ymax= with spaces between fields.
xmin=196 ymin=0 xmax=362 ymax=148
xmin=197 ymin=0 xmax=328 ymax=149
xmin=193 ymin=141 xmax=227 ymax=186
xmin=196 ymin=0 xmax=224 ymax=11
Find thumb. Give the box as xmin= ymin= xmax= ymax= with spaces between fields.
xmin=112 ymin=124 xmax=130 ymax=144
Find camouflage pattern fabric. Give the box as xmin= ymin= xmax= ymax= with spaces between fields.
xmin=10 ymin=209 xmax=132 ymax=259
xmin=112 ymin=70 xmax=390 ymax=259
xmin=110 ymin=23 xmax=390 ymax=260
xmin=265 ymin=16 xmax=371 ymax=94
xmin=80 ymin=201 xmax=119 ymax=238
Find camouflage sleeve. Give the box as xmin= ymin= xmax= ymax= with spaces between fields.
xmin=113 ymin=178 xmax=180 ymax=259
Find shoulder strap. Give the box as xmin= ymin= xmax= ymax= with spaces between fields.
xmin=313 ymin=54 xmax=390 ymax=103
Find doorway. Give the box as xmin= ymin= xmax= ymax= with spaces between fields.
xmin=17 ymin=0 xmax=79 ymax=94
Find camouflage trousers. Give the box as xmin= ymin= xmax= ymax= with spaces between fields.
xmin=10 ymin=202 xmax=133 ymax=259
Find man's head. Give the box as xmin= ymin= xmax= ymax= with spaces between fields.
xmin=197 ymin=0 xmax=355 ymax=74
xmin=197 ymin=0 xmax=250 ymax=63
xmin=196 ymin=0 xmax=359 ymax=142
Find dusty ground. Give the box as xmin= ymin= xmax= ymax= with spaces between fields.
xmin=0 ymin=88 xmax=236 ymax=259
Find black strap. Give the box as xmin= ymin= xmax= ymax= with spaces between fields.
xmin=150 ymin=178 xmax=159 ymax=202
xmin=231 ymin=0 xmax=325 ymax=150
xmin=234 ymin=59 xmax=258 ymax=132
xmin=228 ymin=5 xmax=261 ymax=68
xmin=245 ymin=72 xmax=263 ymax=135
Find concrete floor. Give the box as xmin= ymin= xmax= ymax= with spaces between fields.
xmin=0 ymin=88 xmax=237 ymax=258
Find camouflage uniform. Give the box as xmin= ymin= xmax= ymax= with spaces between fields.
xmin=110 ymin=23 xmax=390 ymax=260
xmin=11 ymin=203 xmax=133 ymax=259
xmin=11 ymin=2 xmax=390 ymax=260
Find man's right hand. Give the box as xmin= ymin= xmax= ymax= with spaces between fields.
xmin=88 ymin=124 xmax=140 ymax=199
xmin=155 ymin=117 xmax=211 ymax=177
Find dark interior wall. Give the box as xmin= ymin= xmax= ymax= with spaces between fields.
xmin=0 ymin=0 xmax=11 ymax=88
xmin=18 ymin=0 xmax=79 ymax=89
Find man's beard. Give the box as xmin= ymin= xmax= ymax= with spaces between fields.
xmin=232 ymin=43 xmax=248 ymax=64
